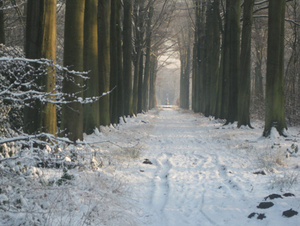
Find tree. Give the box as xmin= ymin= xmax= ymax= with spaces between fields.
xmin=238 ymin=0 xmax=254 ymax=128
xmin=60 ymin=0 xmax=85 ymax=141
xmin=285 ymin=0 xmax=300 ymax=124
xmin=137 ymin=49 xmax=144 ymax=113
xmin=149 ymin=54 xmax=157 ymax=109
xmin=116 ymin=0 xmax=124 ymax=119
xmin=123 ymin=0 xmax=133 ymax=116
xmin=263 ymin=0 xmax=287 ymax=137
xmin=192 ymin=0 xmax=205 ymax=113
xmin=221 ymin=0 xmax=241 ymax=123
xmin=205 ymin=0 xmax=220 ymax=116
xmin=84 ymin=0 xmax=99 ymax=134
xmin=98 ymin=0 xmax=111 ymax=126
xmin=142 ymin=4 xmax=154 ymax=112
xmin=0 ymin=0 xmax=5 ymax=44
xmin=110 ymin=0 xmax=119 ymax=124
xmin=24 ymin=0 xmax=57 ymax=135
xmin=132 ymin=0 xmax=144 ymax=115
xmin=179 ymin=27 xmax=191 ymax=110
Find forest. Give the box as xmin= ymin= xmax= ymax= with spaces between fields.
xmin=0 ymin=0 xmax=300 ymax=225
xmin=0 ymin=0 xmax=300 ymax=141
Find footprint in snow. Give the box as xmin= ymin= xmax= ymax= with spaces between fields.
xmin=264 ymin=194 xmax=282 ymax=200
xmin=257 ymin=202 xmax=274 ymax=209
xmin=282 ymin=209 xmax=298 ymax=218
xmin=283 ymin=193 xmax=295 ymax=197
xmin=248 ymin=212 xmax=266 ymax=220
xmin=248 ymin=193 xmax=298 ymax=221
xmin=143 ymin=159 xmax=153 ymax=165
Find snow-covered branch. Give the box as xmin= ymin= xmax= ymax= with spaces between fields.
xmin=0 ymin=56 xmax=114 ymax=105
xmin=0 ymin=56 xmax=90 ymax=78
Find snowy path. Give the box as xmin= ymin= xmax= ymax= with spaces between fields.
xmin=114 ymin=108 xmax=300 ymax=226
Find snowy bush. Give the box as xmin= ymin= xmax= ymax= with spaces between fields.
xmin=270 ymin=171 xmax=299 ymax=190
xmin=0 ymin=44 xmax=138 ymax=225
xmin=0 ymin=143 xmax=139 ymax=226
xmin=0 ymin=45 xmax=25 ymax=136
xmin=254 ymin=145 xmax=287 ymax=172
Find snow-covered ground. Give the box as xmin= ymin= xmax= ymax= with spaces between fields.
xmin=1 ymin=107 xmax=299 ymax=225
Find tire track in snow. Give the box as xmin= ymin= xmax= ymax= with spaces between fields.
xmin=151 ymin=153 xmax=172 ymax=225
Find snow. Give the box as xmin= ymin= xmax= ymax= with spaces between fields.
xmin=1 ymin=107 xmax=299 ymax=225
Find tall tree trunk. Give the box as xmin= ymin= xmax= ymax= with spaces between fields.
xmin=84 ymin=0 xmax=99 ymax=134
xmin=207 ymin=0 xmax=220 ymax=117
xmin=149 ymin=54 xmax=157 ymax=109
xmin=132 ymin=0 xmax=144 ymax=115
xmin=254 ymin=49 xmax=264 ymax=103
xmin=110 ymin=0 xmax=119 ymax=124
xmin=142 ymin=5 xmax=154 ymax=112
xmin=116 ymin=0 xmax=124 ymax=119
xmin=137 ymin=50 xmax=144 ymax=113
xmin=24 ymin=0 xmax=57 ymax=135
xmin=180 ymin=38 xmax=190 ymax=110
xmin=98 ymin=0 xmax=111 ymax=126
xmin=180 ymin=45 xmax=186 ymax=108
xmin=123 ymin=0 xmax=133 ymax=116
xmin=192 ymin=0 xmax=202 ymax=113
xmin=238 ymin=0 xmax=254 ymax=128
xmin=216 ymin=33 xmax=224 ymax=119
xmin=263 ymin=0 xmax=287 ymax=136
xmin=0 ymin=1 xmax=5 ymax=44
xmin=199 ymin=1 xmax=206 ymax=114
xmin=221 ymin=0 xmax=241 ymax=123
xmin=61 ymin=0 xmax=85 ymax=141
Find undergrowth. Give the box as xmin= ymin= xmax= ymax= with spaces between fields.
xmin=0 ymin=141 xmax=140 ymax=226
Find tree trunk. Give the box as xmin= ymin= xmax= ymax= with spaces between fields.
xmin=137 ymin=50 xmax=144 ymax=113
xmin=84 ymin=0 xmax=99 ymax=134
xmin=24 ymin=0 xmax=57 ymax=135
xmin=207 ymin=0 xmax=220 ymax=117
xmin=180 ymin=38 xmax=190 ymax=110
xmin=216 ymin=33 xmax=225 ymax=119
xmin=110 ymin=0 xmax=119 ymax=124
xmin=149 ymin=54 xmax=157 ymax=109
xmin=98 ymin=0 xmax=111 ymax=126
xmin=0 ymin=1 xmax=5 ymax=44
xmin=61 ymin=0 xmax=85 ymax=141
xmin=132 ymin=1 xmax=143 ymax=115
xmin=263 ymin=0 xmax=287 ymax=136
xmin=123 ymin=0 xmax=133 ymax=116
xmin=221 ymin=0 xmax=240 ymax=123
xmin=192 ymin=0 xmax=202 ymax=113
xmin=199 ymin=2 xmax=206 ymax=114
xmin=254 ymin=50 xmax=264 ymax=103
xmin=142 ymin=5 xmax=154 ymax=112
xmin=116 ymin=0 xmax=124 ymax=119
xmin=238 ymin=0 xmax=254 ymax=128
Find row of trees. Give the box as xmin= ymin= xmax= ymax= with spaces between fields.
xmin=0 ymin=0 xmax=176 ymax=141
xmin=177 ymin=0 xmax=299 ymax=137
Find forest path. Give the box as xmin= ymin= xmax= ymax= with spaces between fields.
xmin=132 ymin=108 xmax=252 ymax=226
xmin=116 ymin=107 xmax=300 ymax=226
